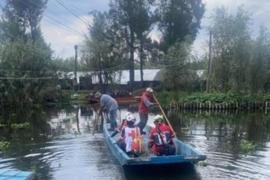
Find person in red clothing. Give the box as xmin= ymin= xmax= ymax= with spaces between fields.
xmin=118 ymin=114 xmax=143 ymax=157
xmin=149 ymin=115 xmax=175 ymax=156
xmin=138 ymin=87 xmax=155 ymax=134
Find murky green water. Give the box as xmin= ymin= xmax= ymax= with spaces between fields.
xmin=0 ymin=106 xmax=270 ymax=180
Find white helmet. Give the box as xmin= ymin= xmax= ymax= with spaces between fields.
xmin=153 ymin=115 xmax=163 ymax=122
xmin=125 ymin=112 xmax=131 ymax=119
xmin=126 ymin=114 xmax=136 ymax=122
xmin=146 ymin=87 xmax=153 ymax=93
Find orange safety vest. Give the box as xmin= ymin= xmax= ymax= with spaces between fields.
xmin=125 ymin=127 xmax=143 ymax=153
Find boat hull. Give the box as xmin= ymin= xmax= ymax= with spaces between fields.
xmin=103 ymin=123 xmax=206 ymax=167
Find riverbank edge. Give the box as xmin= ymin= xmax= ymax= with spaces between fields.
xmin=156 ymin=91 xmax=270 ymax=111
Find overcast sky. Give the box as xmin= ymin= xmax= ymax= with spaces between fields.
xmin=4 ymin=0 xmax=269 ymax=59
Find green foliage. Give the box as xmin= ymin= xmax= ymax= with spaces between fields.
xmin=11 ymin=122 xmax=31 ymax=129
xmin=210 ymin=7 xmax=270 ymax=93
xmin=163 ymin=38 xmax=198 ymax=90
xmin=69 ymin=91 xmax=89 ymax=104
xmin=157 ymin=91 xmax=270 ymax=106
xmin=0 ymin=0 xmax=48 ymax=42
xmin=0 ymin=141 xmax=10 ymax=151
xmin=0 ymin=0 xmax=60 ymax=110
xmin=81 ymin=11 xmax=125 ymax=85
xmin=52 ymin=57 xmax=83 ymax=72
xmin=240 ymin=140 xmax=256 ymax=154
xmin=0 ymin=40 xmax=56 ymax=108
xmin=157 ymin=0 xmax=205 ymax=51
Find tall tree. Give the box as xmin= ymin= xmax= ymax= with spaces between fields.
xmin=0 ymin=0 xmax=55 ymax=109
xmin=210 ymin=7 xmax=251 ymax=92
xmin=163 ymin=38 xmax=196 ymax=90
xmin=109 ymin=0 xmax=155 ymax=89
xmin=248 ymin=26 xmax=270 ymax=93
xmin=81 ymin=11 xmax=125 ymax=90
xmin=132 ymin=0 xmax=154 ymax=87
xmin=0 ymin=0 xmax=48 ymax=42
xmin=157 ymin=0 xmax=204 ymax=51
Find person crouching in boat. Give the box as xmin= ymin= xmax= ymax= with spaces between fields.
xmin=149 ymin=115 xmax=175 ymax=156
xmin=118 ymin=114 xmax=143 ymax=157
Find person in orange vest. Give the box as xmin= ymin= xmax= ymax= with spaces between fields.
xmin=149 ymin=115 xmax=175 ymax=156
xmin=138 ymin=87 xmax=156 ymax=134
xmin=119 ymin=114 xmax=143 ymax=157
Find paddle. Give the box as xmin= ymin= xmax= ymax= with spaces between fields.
xmin=153 ymin=93 xmax=176 ymax=137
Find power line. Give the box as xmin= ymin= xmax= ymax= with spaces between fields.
xmin=15 ymin=0 xmax=87 ymax=36
xmin=53 ymin=0 xmax=90 ymax=26
xmin=63 ymin=2 xmax=92 ymax=24
xmin=0 ymin=1 xmax=76 ymax=36
xmin=43 ymin=16 xmax=84 ymax=36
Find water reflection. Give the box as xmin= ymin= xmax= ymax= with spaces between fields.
xmin=168 ymin=110 xmax=270 ymax=180
xmin=0 ymin=106 xmax=270 ymax=179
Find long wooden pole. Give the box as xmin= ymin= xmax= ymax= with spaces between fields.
xmin=153 ymin=94 xmax=176 ymax=136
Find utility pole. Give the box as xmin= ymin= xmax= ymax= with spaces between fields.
xmin=206 ymin=31 xmax=212 ymax=93
xmin=74 ymin=45 xmax=78 ymax=92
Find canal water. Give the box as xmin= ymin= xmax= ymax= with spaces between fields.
xmin=0 ymin=105 xmax=270 ymax=180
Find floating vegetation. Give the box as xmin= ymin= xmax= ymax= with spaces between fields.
xmin=240 ymin=140 xmax=256 ymax=154
xmin=11 ymin=122 xmax=31 ymax=129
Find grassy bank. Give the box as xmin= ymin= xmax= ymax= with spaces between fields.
xmin=156 ymin=91 xmax=270 ymax=107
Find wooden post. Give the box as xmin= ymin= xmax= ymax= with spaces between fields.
xmin=206 ymin=30 xmax=213 ymax=92
xmin=74 ymin=45 xmax=78 ymax=92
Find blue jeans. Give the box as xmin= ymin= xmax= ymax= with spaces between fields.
xmin=108 ymin=109 xmax=118 ymax=129
xmin=138 ymin=112 xmax=148 ymax=133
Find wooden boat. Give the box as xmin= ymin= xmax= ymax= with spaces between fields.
xmin=89 ymin=95 xmax=140 ymax=104
xmin=103 ymin=122 xmax=206 ymax=167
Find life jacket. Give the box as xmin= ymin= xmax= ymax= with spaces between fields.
xmin=124 ymin=127 xmax=143 ymax=153
xmin=151 ymin=124 xmax=173 ymax=146
xmin=152 ymin=132 xmax=171 ymax=146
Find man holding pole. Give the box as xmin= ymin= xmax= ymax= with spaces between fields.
xmin=137 ymin=87 xmax=155 ymax=134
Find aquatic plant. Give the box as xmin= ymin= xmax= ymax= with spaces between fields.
xmin=240 ymin=140 xmax=256 ymax=154
xmin=0 ymin=141 xmax=10 ymax=151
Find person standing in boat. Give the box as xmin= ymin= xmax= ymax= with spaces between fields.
xmin=138 ymin=87 xmax=156 ymax=134
xmin=95 ymin=92 xmax=119 ymax=131
xmin=149 ymin=115 xmax=175 ymax=156
xmin=119 ymin=114 xmax=142 ymax=157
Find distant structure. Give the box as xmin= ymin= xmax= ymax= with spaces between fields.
xmin=57 ymin=69 xmax=206 ymax=92
xmin=57 ymin=69 xmax=162 ymax=90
